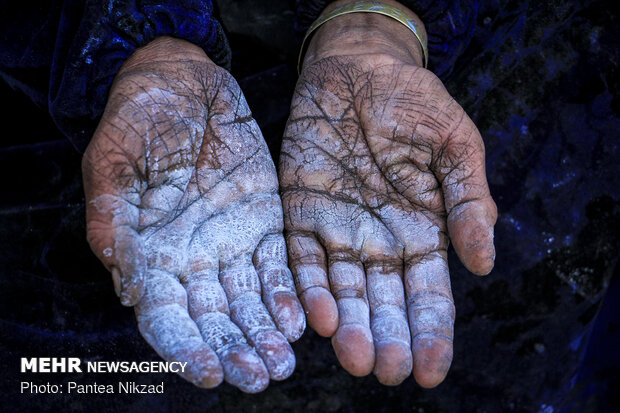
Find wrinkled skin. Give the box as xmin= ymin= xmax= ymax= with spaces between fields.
xmin=83 ymin=38 xmax=305 ymax=393
xmin=281 ymin=54 xmax=497 ymax=387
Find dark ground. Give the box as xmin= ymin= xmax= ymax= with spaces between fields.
xmin=1 ymin=0 xmax=619 ymax=412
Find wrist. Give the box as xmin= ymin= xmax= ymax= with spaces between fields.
xmin=119 ymin=36 xmax=212 ymax=75
xmin=303 ymin=0 xmax=426 ymax=69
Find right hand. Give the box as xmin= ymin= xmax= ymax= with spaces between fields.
xmin=82 ymin=37 xmax=305 ymax=393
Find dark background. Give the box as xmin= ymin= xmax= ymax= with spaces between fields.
xmin=1 ymin=0 xmax=619 ymax=411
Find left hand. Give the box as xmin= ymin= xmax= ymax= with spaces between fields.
xmin=280 ymin=0 xmax=497 ymax=387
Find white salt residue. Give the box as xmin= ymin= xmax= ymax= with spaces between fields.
xmin=358 ymin=225 xmax=399 ymax=262
xmin=395 ymin=250 xmax=454 ymax=343
xmin=337 ymin=297 xmax=370 ymax=327
xmin=407 ymin=291 xmax=454 ymax=340
xmin=408 ymin=222 xmax=442 ymax=255
xmin=366 ymin=268 xmax=409 ymax=345
xmin=254 ymin=233 xmax=287 ymax=270
xmin=90 ymin=194 xmax=139 ymax=227
xmin=184 ymin=274 xmax=229 ymax=320
xmin=135 ymin=269 xmax=186 ymax=314
xmin=143 ymin=236 xmax=188 ymax=275
xmin=370 ymin=305 xmax=410 ymax=345
xmin=329 ymin=261 xmax=365 ymax=297
xmin=229 ymin=293 xmax=274 ymax=337
xmin=294 ymin=265 xmax=330 ymax=293
xmin=217 ymin=344 xmax=269 ymax=393
xmin=404 ymin=255 xmax=451 ymax=297
xmin=413 ymin=306 xmax=439 ymax=332
xmin=250 ymin=330 xmax=295 ymax=380
xmin=137 ymin=304 xmax=201 ymax=360
xmin=366 ymin=269 xmax=404 ymax=309
xmin=375 ymin=203 xmax=444 ymax=258
xmin=220 ymin=264 xmax=261 ymax=305
xmin=253 ymin=233 xmax=304 ymax=339
xmin=195 ymin=312 xmax=246 ymax=353
xmin=141 ymin=184 xmax=184 ymax=218
xmin=109 ymin=82 xmax=304 ymax=390
xmin=222 ymin=204 xmax=279 ymax=259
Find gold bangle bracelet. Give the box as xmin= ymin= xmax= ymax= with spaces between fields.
xmin=297 ymin=1 xmax=428 ymax=75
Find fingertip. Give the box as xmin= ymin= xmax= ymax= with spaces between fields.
xmin=301 ymin=286 xmax=338 ymax=337
xmin=194 ymin=348 xmax=224 ymax=389
xmin=470 ymin=251 xmax=495 ymax=276
xmin=253 ymin=330 xmax=296 ymax=381
xmin=220 ymin=344 xmax=270 ymax=393
xmin=373 ymin=340 xmax=413 ymax=386
xmin=271 ymin=291 xmax=306 ymax=342
xmin=168 ymin=341 xmax=224 ymax=389
xmin=331 ymin=324 xmax=375 ymax=377
xmin=197 ymin=366 xmax=224 ymax=389
xmin=187 ymin=355 xmax=224 ymax=389
xmin=412 ymin=336 xmax=452 ymax=388
xmin=451 ymin=223 xmax=496 ymax=276
xmin=448 ymin=199 xmax=497 ymax=276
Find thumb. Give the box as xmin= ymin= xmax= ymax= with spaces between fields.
xmin=82 ymin=141 xmax=146 ymax=306
xmin=431 ymin=102 xmax=497 ymax=275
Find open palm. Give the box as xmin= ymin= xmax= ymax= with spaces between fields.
xmin=83 ymin=45 xmax=304 ymax=393
xmin=281 ymin=55 xmax=497 ymax=387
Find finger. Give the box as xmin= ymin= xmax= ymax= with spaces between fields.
xmin=432 ymin=106 xmax=497 ymax=275
xmin=366 ymin=262 xmax=412 ymax=386
xmin=287 ymin=232 xmax=338 ymax=337
xmin=83 ymin=138 xmax=145 ymax=306
xmin=404 ymin=251 xmax=455 ymax=388
xmin=181 ymin=269 xmax=270 ymax=393
xmin=328 ymin=255 xmax=374 ymax=376
xmin=221 ymin=261 xmax=296 ymax=382
xmin=135 ymin=269 xmax=223 ymax=388
xmin=253 ymin=233 xmax=306 ymax=342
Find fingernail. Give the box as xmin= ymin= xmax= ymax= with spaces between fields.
xmin=111 ymin=267 xmax=122 ymax=298
xmin=119 ymin=282 xmax=133 ymax=306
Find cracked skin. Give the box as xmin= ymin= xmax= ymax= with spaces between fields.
xmin=82 ymin=0 xmax=497 ymax=393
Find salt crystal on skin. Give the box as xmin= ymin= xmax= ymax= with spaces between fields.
xmin=85 ymin=59 xmax=304 ymax=393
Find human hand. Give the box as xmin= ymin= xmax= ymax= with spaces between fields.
xmin=281 ymin=1 xmax=496 ymax=388
xmin=83 ymin=37 xmax=305 ymax=393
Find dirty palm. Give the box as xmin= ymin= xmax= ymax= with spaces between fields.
xmin=281 ymin=56 xmax=497 ymax=387
xmin=82 ymin=37 xmax=496 ymax=391
xmin=83 ymin=39 xmax=305 ymax=393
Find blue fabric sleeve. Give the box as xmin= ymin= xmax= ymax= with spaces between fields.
xmin=295 ymin=0 xmax=479 ymax=79
xmin=0 ymin=0 xmax=231 ymax=152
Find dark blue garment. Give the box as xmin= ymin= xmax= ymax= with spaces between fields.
xmin=295 ymin=0 xmax=479 ymax=78
xmin=0 ymin=0 xmax=230 ymax=152
xmin=0 ymin=1 xmax=618 ymax=411
xmin=0 ymin=0 xmax=474 ymax=152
